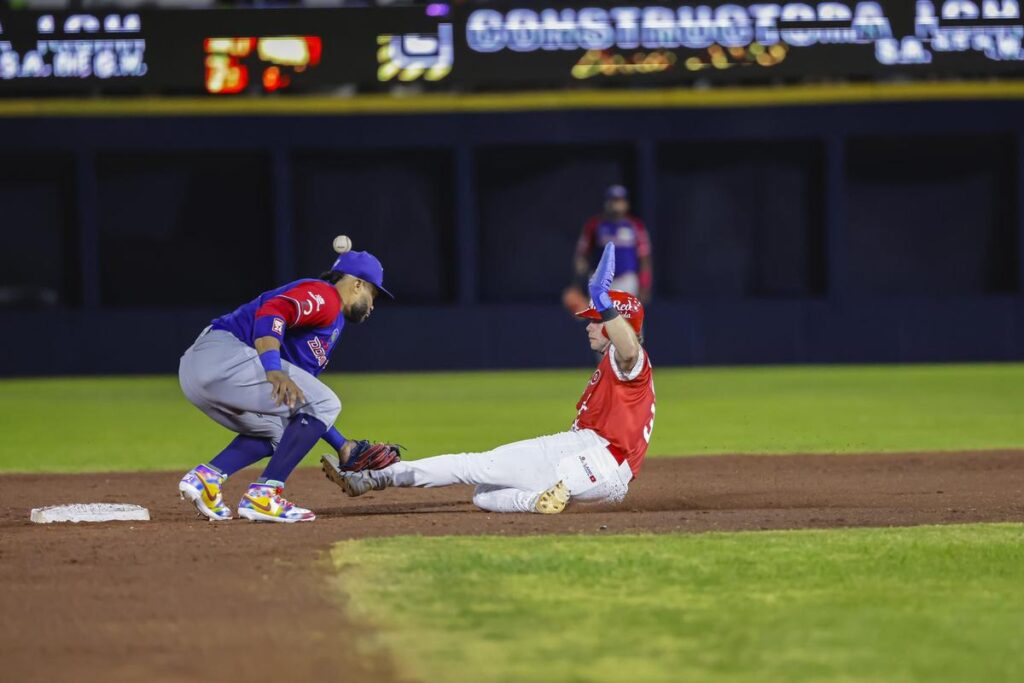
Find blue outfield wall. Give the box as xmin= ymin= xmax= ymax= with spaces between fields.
xmin=1 ymin=96 xmax=1024 ymax=374
xmin=1 ymin=297 xmax=1021 ymax=376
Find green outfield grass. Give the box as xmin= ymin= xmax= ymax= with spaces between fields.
xmin=1 ymin=363 xmax=1022 ymax=472
xmin=333 ymin=524 xmax=1024 ymax=683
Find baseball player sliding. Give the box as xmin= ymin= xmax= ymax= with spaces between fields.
xmin=322 ymin=243 xmax=656 ymax=513
xmin=177 ymin=237 xmax=401 ymax=524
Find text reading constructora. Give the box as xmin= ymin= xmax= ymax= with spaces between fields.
xmin=464 ymin=1 xmax=1022 ymax=53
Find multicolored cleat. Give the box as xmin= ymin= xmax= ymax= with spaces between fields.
xmin=237 ymin=483 xmax=315 ymax=523
xmin=178 ymin=464 xmax=232 ymax=521
xmin=534 ymin=480 xmax=570 ymax=514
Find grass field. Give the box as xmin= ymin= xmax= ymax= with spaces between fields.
xmin=5 ymin=364 xmax=1023 ymax=683
xmin=334 ymin=524 xmax=1024 ymax=683
xmin=1 ymin=363 xmax=1022 ymax=472
xmin=2 ymin=360 xmax=1024 ymax=473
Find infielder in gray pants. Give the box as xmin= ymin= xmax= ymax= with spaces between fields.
xmin=177 ymin=247 xmax=394 ymax=524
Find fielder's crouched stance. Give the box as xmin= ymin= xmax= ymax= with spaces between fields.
xmin=323 ymin=243 xmax=656 ymax=514
xmin=177 ymin=246 xmax=400 ymax=524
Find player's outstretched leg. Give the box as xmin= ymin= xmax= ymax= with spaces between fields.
xmin=178 ymin=435 xmax=275 ymax=521
xmin=323 ymin=433 xmax=575 ymax=499
xmin=322 ymin=451 xmax=535 ymax=499
xmin=323 ymin=430 xmax=627 ymax=515
xmin=324 ymin=457 xmax=570 ymax=514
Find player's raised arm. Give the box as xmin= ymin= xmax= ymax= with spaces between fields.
xmin=589 ymin=243 xmax=641 ymax=370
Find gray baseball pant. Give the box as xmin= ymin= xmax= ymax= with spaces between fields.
xmin=178 ymin=328 xmax=341 ymax=449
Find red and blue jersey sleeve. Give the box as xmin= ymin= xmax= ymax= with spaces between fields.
xmin=253 ymin=281 xmax=341 ymax=341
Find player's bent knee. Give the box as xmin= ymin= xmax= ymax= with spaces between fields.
xmin=472 ymin=493 xmax=497 ymax=512
xmin=313 ymin=392 xmax=341 ymax=425
xmin=471 ymin=485 xmax=493 ymax=508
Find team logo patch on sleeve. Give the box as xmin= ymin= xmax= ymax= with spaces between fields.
xmin=272 ymin=318 xmax=285 ymax=335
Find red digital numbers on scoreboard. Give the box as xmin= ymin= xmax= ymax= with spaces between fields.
xmin=203 ymin=36 xmax=322 ymax=95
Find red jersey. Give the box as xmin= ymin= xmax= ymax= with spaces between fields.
xmin=210 ymin=279 xmax=344 ymax=377
xmin=572 ymin=345 xmax=656 ymax=477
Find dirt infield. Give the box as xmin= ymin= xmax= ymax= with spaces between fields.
xmin=2 ymin=451 xmax=1022 ymax=683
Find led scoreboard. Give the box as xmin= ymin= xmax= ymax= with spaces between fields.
xmin=0 ymin=8 xmax=440 ymax=95
xmin=0 ymin=13 xmax=148 ymax=88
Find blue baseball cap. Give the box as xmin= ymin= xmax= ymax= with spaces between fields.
xmin=330 ymin=250 xmax=394 ymax=299
xmin=605 ymin=184 xmax=628 ymax=200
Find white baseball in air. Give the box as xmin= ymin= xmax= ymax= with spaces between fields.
xmin=333 ymin=235 xmax=352 ymax=254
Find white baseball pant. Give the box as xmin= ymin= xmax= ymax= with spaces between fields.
xmin=381 ymin=429 xmax=632 ymax=513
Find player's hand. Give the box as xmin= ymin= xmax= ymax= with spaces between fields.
xmin=267 ymin=370 xmax=306 ymax=409
xmin=589 ymin=242 xmax=616 ymax=312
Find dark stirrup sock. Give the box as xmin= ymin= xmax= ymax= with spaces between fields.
xmin=259 ymin=413 xmax=328 ymax=483
xmin=208 ymin=435 xmax=275 ymax=478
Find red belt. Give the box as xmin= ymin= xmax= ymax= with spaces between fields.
xmin=605 ymin=441 xmax=628 ymax=465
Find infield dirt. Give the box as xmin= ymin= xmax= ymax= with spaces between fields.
xmin=2 ymin=451 xmax=1023 ymax=683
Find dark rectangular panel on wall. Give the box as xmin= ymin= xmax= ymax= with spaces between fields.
xmin=655 ymin=141 xmax=825 ymax=298
xmin=293 ymin=151 xmax=455 ymax=304
xmin=845 ymin=135 xmax=1017 ymax=295
xmin=96 ymin=152 xmax=274 ymax=307
xmin=0 ymin=153 xmax=75 ymax=308
xmin=477 ymin=145 xmax=633 ymax=303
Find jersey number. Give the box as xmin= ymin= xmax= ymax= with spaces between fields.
xmin=301 ymin=290 xmax=326 ymax=316
xmin=642 ymin=404 xmax=656 ymax=443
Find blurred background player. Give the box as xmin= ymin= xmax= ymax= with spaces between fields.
xmin=177 ymin=246 xmax=392 ymax=524
xmin=574 ymin=184 xmax=653 ymax=304
xmin=323 ymin=243 xmax=655 ymax=514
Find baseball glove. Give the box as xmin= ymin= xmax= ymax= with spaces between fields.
xmin=341 ymin=440 xmax=402 ymax=472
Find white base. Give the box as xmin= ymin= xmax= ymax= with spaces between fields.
xmin=30 ymin=503 xmax=151 ymax=524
